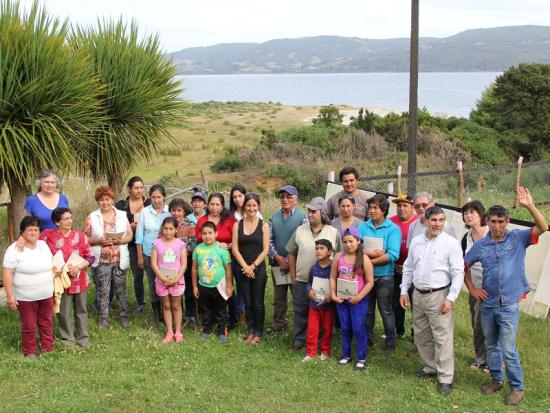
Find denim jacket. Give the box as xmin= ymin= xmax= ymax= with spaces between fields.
xmin=465 ymin=228 xmax=538 ymax=307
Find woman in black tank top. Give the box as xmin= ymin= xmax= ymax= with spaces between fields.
xmin=232 ymin=193 xmax=270 ymax=344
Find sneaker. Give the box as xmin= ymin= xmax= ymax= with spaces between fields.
xmin=354 ymin=360 xmax=366 ymax=371
xmin=302 ymin=355 xmax=315 ymax=363
xmin=174 ymin=333 xmax=184 ymax=343
xmin=162 ymin=332 xmax=174 ymax=344
xmin=320 ymin=353 xmax=330 ymax=361
xmin=133 ymin=304 xmax=145 ymax=316
xmin=338 ymin=357 xmax=351 ymax=365
xmin=505 ymin=390 xmax=524 ymax=405
xmin=25 ymin=353 xmax=39 ymax=361
xmin=481 ymin=379 xmax=503 ymax=395
xmin=120 ymin=317 xmax=131 ymax=328
xmin=218 ymin=335 xmax=229 ymax=344
xmin=199 ymin=333 xmax=210 ymax=340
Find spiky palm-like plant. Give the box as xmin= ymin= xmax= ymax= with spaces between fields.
xmin=72 ymin=19 xmax=185 ymax=195
xmin=0 ymin=0 xmax=105 ymax=237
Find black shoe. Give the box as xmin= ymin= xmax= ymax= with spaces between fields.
xmin=266 ymin=326 xmax=285 ymax=334
xmin=438 ymin=383 xmax=452 ymax=396
xmin=384 ymin=346 xmax=396 ymax=356
xmin=414 ymin=370 xmax=437 ymax=378
xmin=290 ymin=343 xmax=304 ymax=352
xmin=367 ymin=339 xmax=374 ymax=347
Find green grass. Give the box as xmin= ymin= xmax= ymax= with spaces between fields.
xmin=1 ymin=283 xmax=549 ymax=412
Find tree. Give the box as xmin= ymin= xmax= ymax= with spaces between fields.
xmin=470 ymin=64 xmax=550 ymax=159
xmin=0 ymin=0 xmax=105 ymax=237
xmin=72 ymin=19 xmax=184 ymax=195
xmin=312 ymin=105 xmax=344 ymax=128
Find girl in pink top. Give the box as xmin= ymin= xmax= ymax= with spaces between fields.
xmin=330 ymin=227 xmax=374 ymax=371
xmin=151 ymin=217 xmax=187 ymax=343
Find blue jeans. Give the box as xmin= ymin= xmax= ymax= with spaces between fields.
xmin=481 ymin=302 xmax=524 ymax=391
xmin=337 ymin=297 xmax=368 ymax=361
xmin=366 ymin=276 xmax=396 ymax=347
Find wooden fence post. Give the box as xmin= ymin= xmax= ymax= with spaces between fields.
xmin=327 ymin=170 xmax=335 ymax=182
xmin=457 ymin=161 xmax=465 ymax=207
xmin=514 ymin=156 xmax=524 ymax=208
xmin=387 ymin=182 xmax=394 ymax=195
xmin=396 ymin=165 xmax=402 ymax=195
xmin=200 ymin=170 xmax=208 ymax=194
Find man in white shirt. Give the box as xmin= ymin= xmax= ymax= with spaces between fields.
xmin=400 ymin=206 xmax=464 ymax=396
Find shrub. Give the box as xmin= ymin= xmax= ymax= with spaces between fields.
xmin=210 ymin=146 xmax=241 ymax=172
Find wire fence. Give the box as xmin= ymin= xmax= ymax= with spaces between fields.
xmin=357 ymin=159 xmax=550 ymax=216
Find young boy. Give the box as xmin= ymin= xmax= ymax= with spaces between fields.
xmin=192 ymin=221 xmax=233 ymax=343
xmin=303 ymin=239 xmax=335 ymax=362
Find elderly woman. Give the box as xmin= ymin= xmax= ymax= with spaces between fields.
xmin=114 ymin=176 xmax=151 ymax=316
xmin=40 ymin=207 xmax=95 ymax=347
xmin=24 ymin=169 xmax=69 ymax=231
xmin=85 ymin=186 xmax=133 ymax=328
xmin=135 ymin=184 xmax=171 ymax=323
xmin=2 ymin=216 xmax=55 ymax=359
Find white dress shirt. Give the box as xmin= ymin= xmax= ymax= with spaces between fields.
xmin=401 ymin=231 xmax=464 ymax=302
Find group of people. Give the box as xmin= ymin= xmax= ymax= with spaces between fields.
xmin=2 ymin=166 xmax=547 ymax=406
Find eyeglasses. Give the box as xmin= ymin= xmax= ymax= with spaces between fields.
xmin=414 ymin=203 xmax=429 ymax=209
xmin=279 ymin=194 xmax=295 ymax=200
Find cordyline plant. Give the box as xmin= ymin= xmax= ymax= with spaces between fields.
xmin=0 ymin=0 xmax=106 ymax=237
xmin=71 ymin=19 xmax=185 ymax=195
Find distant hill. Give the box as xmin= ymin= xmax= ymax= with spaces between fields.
xmin=169 ymin=25 xmax=550 ymax=74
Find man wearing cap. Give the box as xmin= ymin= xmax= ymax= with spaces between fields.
xmin=187 ymin=192 xmax=207 ymax=224
xmin=389 ymin=194 xmax=418 ymax=338
xmin=326 ymin=166 xmax=369 ymax=220
xmin=286 ymin=197 xmax=342 ymax=351
xmin=407 ymin=192 xmax=456 ymax=247
xmin=265 ymin=185 xmax=308 ymax=334
xmin=400 ymin=206 xmax=464 ymax=396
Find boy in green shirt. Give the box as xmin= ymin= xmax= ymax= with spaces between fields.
xmin=192 ymin=221 xmax=233 ymax=343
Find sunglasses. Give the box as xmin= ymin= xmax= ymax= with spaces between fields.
xmin=414 ymin=203 xmax=430 ymax=209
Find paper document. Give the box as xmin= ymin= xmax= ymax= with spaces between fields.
xmin=272 ymin=266 xmax=291 ymax=285
xmin=363 ymin=237 xmax=383 ymax=251
xmin=312 ymin=277 xmax=330 ymax=301
xmin=217 ymin=276 xmax=229 ymax=300
xmin=336 ymin=278 xmax=358 ymax=299
xmin=159 ymin=267 xmax=179 ymax=280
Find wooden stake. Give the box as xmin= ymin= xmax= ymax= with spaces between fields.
xmin=514 ymin=156 xmax=524 ymax=208
xmin=327 ymin=170 xmax=335 ymax=182
xmin=396 ymin=165 xmax=402 ymax=195
xmin=457 ymin=161 xmax=465 ymax=207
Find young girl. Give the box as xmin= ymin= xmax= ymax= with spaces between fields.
xmin=330 ymin=227 xmax=374 ymax=371
xmin=151 ymin=217 xmax=187 ymax=343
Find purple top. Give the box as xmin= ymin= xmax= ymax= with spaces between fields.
xmin=24 ymin=193 xmax=69 ymax=231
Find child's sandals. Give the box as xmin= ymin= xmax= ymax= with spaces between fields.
xmin=162 ymin=332 xmax=174 ymax=344
xmin=174 ymin=333 xmax=184 ymax=343
xmin=338 ymin=357 xmax=351 ymax=366
xmin=354 ymin=360 xmax=366 ymax=371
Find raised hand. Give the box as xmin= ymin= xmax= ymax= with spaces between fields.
xmin=516 ymin=186 xmax=534 ymax=208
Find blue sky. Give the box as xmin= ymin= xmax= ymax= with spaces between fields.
xmin=21 ymin=0 xmax=550 ymax=52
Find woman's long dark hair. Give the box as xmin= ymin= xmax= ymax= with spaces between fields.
xmin=229 ymin=183 xmax=247 ymax=212
xmin=342 ymin=229 xmax=364 ymax=277
xmin=207 ymin=192 xmax=232 ymax=223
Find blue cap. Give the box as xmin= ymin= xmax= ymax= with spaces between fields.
xmin=341 ymin=226 xmax=360 ymax=239
xmin=279 ymin=185 xmax=298 ymax=197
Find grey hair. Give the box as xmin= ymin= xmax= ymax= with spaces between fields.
xmin=413 ymin=191 xmax=434 ymax=203
xmin=35 ymin=169 xmax=62 ymax=192
xmin=425 ymin=206 xmax=445 ymax=220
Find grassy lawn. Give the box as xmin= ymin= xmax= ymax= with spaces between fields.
xmin=1 ymin=282 xmax=549 ymax=412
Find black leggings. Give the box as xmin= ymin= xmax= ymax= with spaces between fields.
xmin=236 ymin=264 xmax=267 ymax=337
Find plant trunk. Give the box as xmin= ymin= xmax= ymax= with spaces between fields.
xmin=108 ymin=175 xmax=124 ymax=201
xmin=7 ymin=177 xmax=31 ymax=242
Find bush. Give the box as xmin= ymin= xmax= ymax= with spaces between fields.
xmin=210 ymin=146 xmax=241 ymax=172
xmin=279 ymin=125 xmax=336 ymax=153
xmin=447 ymin=121 xmax=510 ymax=165
xmin=264 ymin=164 xmax=325 ymax=199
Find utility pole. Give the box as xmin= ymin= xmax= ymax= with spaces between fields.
xmin=407 ymin=0 xmax=419 ymax=195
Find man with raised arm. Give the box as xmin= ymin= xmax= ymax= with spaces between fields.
xmin=464 ymin=187 xmax=548 ymax=406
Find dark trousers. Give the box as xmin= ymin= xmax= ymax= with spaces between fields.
xmin=17 ymin=297 xmax=55 ymax=356
xmin=306 ymin=307 xmax=335 ymax=357
xmin=144 ymin=255 xmax=160 ymax=304
xmin=199 ymin=285 xmax=227 ymax=336
xmin=366 ymin=276 xmax=396 ymax=347
xmin=393 ymin=270 xmax=406 ymax=336
xmin=469 ymin=294 xmax=487 ymax=364
xmin=183 ymin=256 xmax=198 ymax=319
xmin=272 ymin=273 xmax=293 ymax=330
xmin=236 ymin=265 xmax=267 ymax=337
xmin=292 ymin=281 xmax=309 ymax=346
xmin=128 ymin=244 xmax=145 ymax=307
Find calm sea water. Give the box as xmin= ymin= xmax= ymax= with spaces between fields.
xmin=178 ymin=72 xmax=500 ymax=118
